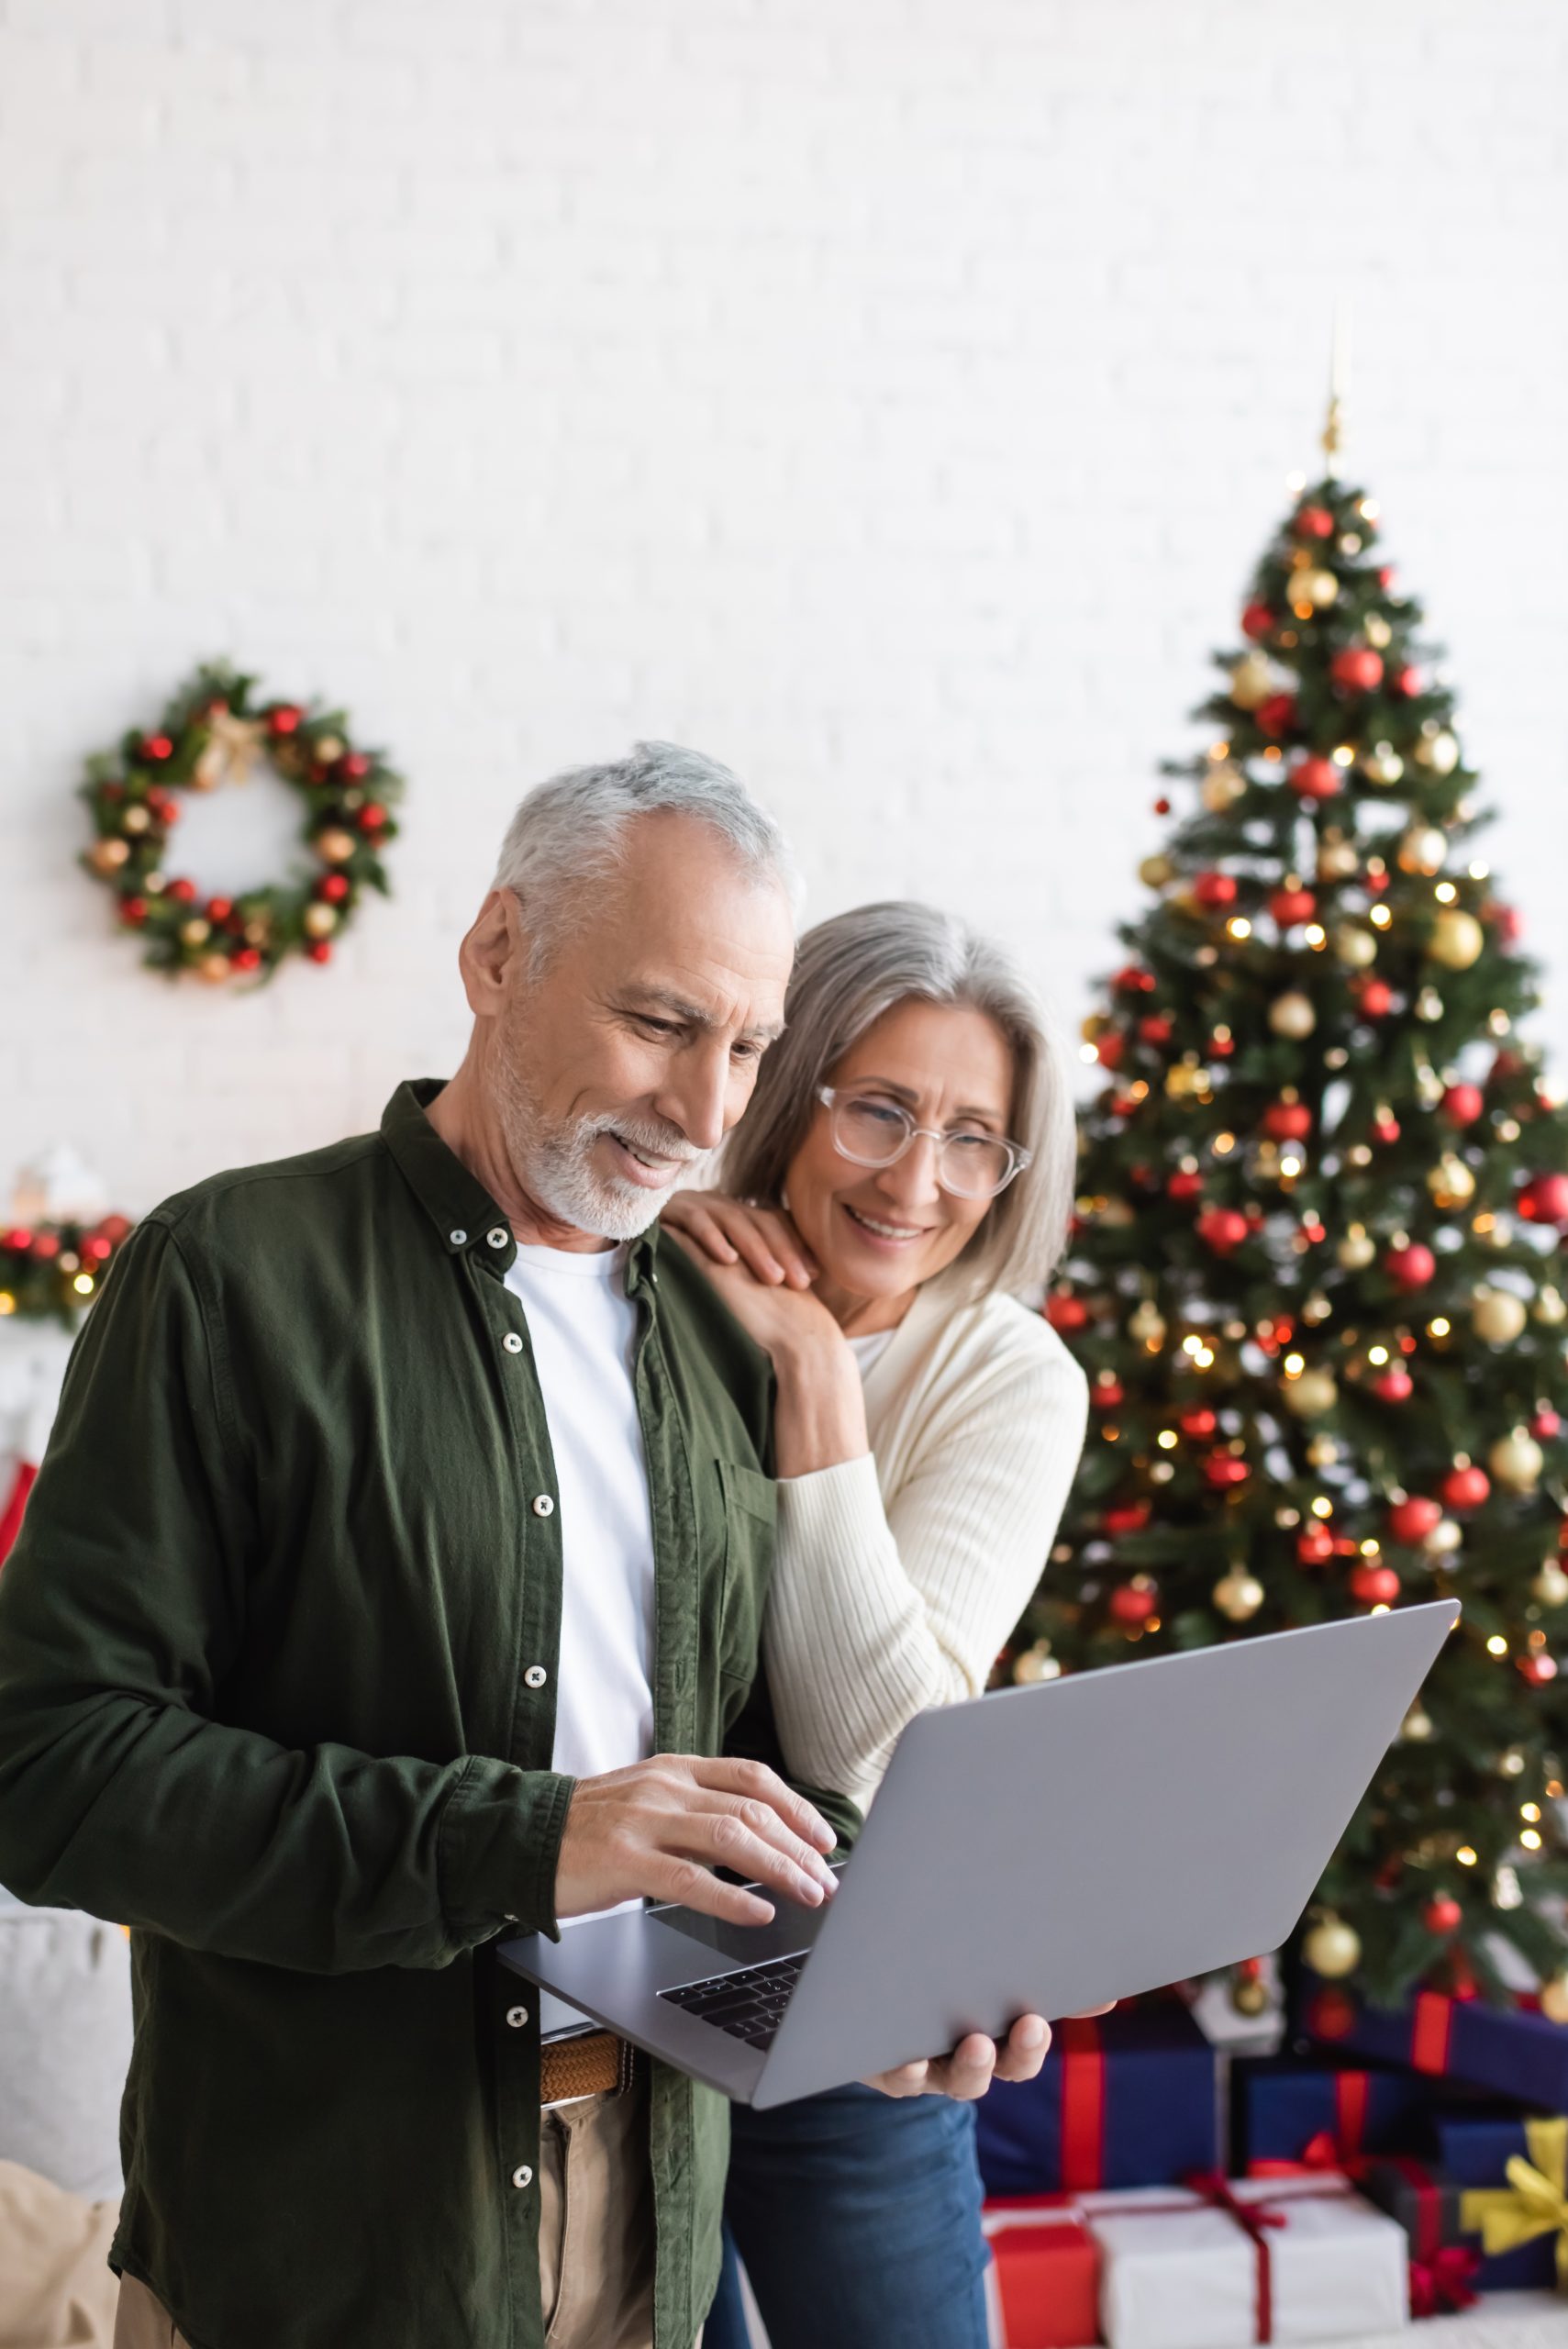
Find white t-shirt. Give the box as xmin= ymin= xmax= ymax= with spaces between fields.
xmin=846 ymin=1327 xmax=896 ymax=1378
xmin=503 ymin=1241 xmax=656 ymax=1786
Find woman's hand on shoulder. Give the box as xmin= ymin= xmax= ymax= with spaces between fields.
xmin=660 ymin=1190 xmax=818 ymax=1290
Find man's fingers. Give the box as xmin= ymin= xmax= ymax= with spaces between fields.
xmin=684 ymin=1756 xmax=837 ymax=1852
xmin=866 ymin=2058 xmax=931 ymax=2098
xmin=676 ymin=1809 xmax=833 ymax=1908
xmin=682 ymin=1792 xmax=839 ymax=1900
xmin=645 ymin=1854 xmax=776 ymax=1927
xmin=993 ymin=2016 xmax=1052 ymax=2082
xmin=928 ymin=2033 xmax=1001 ymax=2102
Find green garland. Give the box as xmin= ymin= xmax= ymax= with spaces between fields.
xmin=80 ymin=662 xmax=404 ymax=982
xmin=1 ymin=1215 xmax=135 ymax=1327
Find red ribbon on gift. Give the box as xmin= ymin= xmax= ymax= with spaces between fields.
xmin=1409 ymin=1991 xmax=1454 ymax=2076
xmin=1110 ymin=2175 xmax=1357 ymax=2345
xmin=1058 ymin=2018 xmax=1106 ymax=2192
xmin=1408 ymin=2244 xmax=1480 ymax=2319
xmin=1373 ymin=2154 xmax=1445 ymax=2262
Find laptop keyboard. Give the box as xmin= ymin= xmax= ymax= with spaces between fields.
xmin=658 ymin=1953 xmax=807 ymax=2047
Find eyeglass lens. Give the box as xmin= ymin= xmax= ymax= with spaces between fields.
xmin=830 ymin=1095 xmax=1013 ymax=1198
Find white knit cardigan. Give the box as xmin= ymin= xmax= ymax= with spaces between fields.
xmin=764 ymin=1280 xmax=1089 ymax=1816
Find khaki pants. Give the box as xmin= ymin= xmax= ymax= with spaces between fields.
xmin=112 ymin=2077 xmax=700 ymax=2349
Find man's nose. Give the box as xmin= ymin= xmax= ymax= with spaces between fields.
xmin=654 ymin=1048 xmax=731 ymax=1155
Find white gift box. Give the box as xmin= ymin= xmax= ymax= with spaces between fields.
xmin=1084 ymin=2172 xmax=1409 ymax=2349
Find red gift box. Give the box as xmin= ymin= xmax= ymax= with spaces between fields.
xmin=984 ymin=2196 xmax=1101 ymax=2349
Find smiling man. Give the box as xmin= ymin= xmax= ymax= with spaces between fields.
xmin=0 ymin=744 xmax=1048 ymax=2349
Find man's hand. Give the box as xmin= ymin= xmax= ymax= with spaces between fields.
xmin=555 ymin=1754 xmax=840 ymax=1925
xmin=866 ymin=2000 xmax=1118 ymax=2102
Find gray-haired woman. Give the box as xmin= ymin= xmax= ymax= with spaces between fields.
xmin=662 ymin=902 xmax=1089 ymax=2349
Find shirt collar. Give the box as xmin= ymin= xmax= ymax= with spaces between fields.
xmin=380 ymin=1077 xmax=662 ymax=1293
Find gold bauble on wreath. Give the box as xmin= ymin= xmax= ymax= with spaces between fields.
xmin=1303 ymin=1915 xmax=1362 ymax=1979
xmin=1487 ymin=1427 xmax=1543 ymax=1492
xmin=1214 ymin=1569 xmax=1265 ymax=1622
xmin=1429 ymin=908 xmax=1485 ymax=970
xmin=1269 ymin=990 xmax=1317 ymax=1039
xmin=1471 ymin=1286 xmax=1527 ymax=1344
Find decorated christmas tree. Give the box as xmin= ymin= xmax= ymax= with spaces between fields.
xmin=1014 ymin=393 xmax=1568 ymax=2017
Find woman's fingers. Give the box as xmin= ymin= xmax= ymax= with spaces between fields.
xmin=661 ymin=1201 xmax=740 ymax=1264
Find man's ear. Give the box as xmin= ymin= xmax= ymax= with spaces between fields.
xmin=456 ymin=887 xmax=529 ymax=1017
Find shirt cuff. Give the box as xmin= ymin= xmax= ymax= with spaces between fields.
xmin=775 ymin=1453 xmax=885 ymax=1553
xmin=437 ymin=1756 xmax=577 ymax=1945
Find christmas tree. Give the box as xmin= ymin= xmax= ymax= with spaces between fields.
xmin=1016 ymin=395 xmax=1568 ymax=2016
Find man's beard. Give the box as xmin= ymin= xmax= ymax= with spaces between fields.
xmin=494 ymin=1063 xmax=703 ymax=1241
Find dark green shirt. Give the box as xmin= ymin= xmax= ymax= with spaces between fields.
xmin=0 ymin=1080 xmax=855 ymax=2349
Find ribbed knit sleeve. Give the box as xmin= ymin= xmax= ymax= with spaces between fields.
xmin=762 ymin=1328 xmax=1088 ymax=1812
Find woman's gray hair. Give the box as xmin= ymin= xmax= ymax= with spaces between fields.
xmin=720 ymin=901 xmax=1074 ymax=1301
xmin=493 ymin=740 xmax=801 ymax=971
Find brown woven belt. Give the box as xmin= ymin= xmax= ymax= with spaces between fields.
xmin=539 ymin=2031 xmax=635 ymax=2106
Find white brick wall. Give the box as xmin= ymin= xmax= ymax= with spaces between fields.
xmin=2 ymin=0 xmax=1566 ymax=1214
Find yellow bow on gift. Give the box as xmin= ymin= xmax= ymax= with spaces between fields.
xmin=1461 ymin=2116 xmax=1568 ymax=2288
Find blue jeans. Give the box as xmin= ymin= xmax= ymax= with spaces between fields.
xmin=705 ymin=2083 xmax=990 ymax=2349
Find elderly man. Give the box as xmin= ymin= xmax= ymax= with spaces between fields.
xmin=0 ymin=743 xmax=1047 ymax=2349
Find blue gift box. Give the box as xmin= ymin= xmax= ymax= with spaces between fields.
xmin=1434 ymin=2110 xmax=1564 ymax=2290
xmin=1299 ymin=1968 xmax=1568 ymax=2108
xmin=974 ymin=2000 xmax=1218 ymax=2197
xmin=1232 ymin=2054 xmax=1428 ymax=2172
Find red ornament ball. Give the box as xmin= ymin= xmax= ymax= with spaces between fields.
xmin=1489 ymin=903 xmax=1524 ymax=945
xmin=318 ymin=873 xmax=351 ymax=905
xmin=358 ymin=802 xmax=389 ymax=832
xmin=1241 ymin=601 xmax=1275 ymax=640
xmin=1091 ymin=1378 xmax=1125 ymax=1411
xmin=1204 ymin=1453 xmax=1251 ymax=1489
xmin=1108 ymin=1579 xmax=1159 ymax=1627
xmin=1167 ymin=1168 xmax=1205 ymax=1202
xmin=1308 ymin=1988 xmax=1358 ymax=2041
xmin=1377 ymin=565 xmax=1396 ymax=589
xmin=140 ymin=733 xmax=174 ymax=762
xmin=1350 ymin=1563 xmax=1402 ymax=1607
xmin=1179 ymin=1407 xmax=1218 ymax=1440
xmin=268 ymin=705 xmax=303 ymax=736
xmin=1329 ymin=647 xmax=1385 ymax=693
xmin=1372 ymin=1111 xmax=1401 ymax=1146
xmin=1096 ymin=1031 xmax=1125 ymax=1071
xmin=1296 ymin=1522 xmax=1336 ymax=1566
xmin=1138 ymin=1013 xmax=1173 ymax=1045
xmin=1358 ymin=979 xmax=1395 ymax=1019
xmin=1531 ymin=1407 xmax=1562 ymax=1441
xmin=1388 ymin=1495 xmax=1442 ymax=1545
xmin=1517 ymin=1652 xmax=1560 ymax=1687
xmin=1101 ymin=1499 xmax=1152 ymax=1537
xmin=120 ymin=896 xmax=149 ymax=926
xmin=1262 ymin=1101 xmax=1312 ymax=1141
xmin=167 ymin=877 xmax=198 ymax=906
xmin=306 ymin=940 xmax=333 ymax=964
xmin=1392 ymin=664 xmax=1423 ymax=697
xmin=1153 ymin=796 xmax=1172 ymax=816
xmin=1289 ymin=756 xmax=1342 ymax=801
xmin=1518 ymin=1172 xmax=1568 ymax=1227
xmin=231 ymin=947 xmax=262 ymax=974
xmin=1270 ymin=885 xmax=1317 ymax=927
xmin=1440 ymin=1084 xmax=1485 ymax=1128
xmin=206 ymin=895 xmax=234 ymax=924
xmin=1196 ymin=1207 xmax=1250 ymax=1254
xmin=1045 ymin=1294 xmax=1089 ymax=1332
xmin=1255 ymin=692 xmax=1298 ymax=737
xmin=339 ymin=751 xmax=372 ymax=780
xmin=1440 ymin=1464 xmax=1491 ymax=1511
xmin=1194 ymin=871 xmax=1238 ymax=909
xmin=30 ymin=1232 xmax=61 ymax=1262
xmin=1373 ymin=1366 xmax=1414 ymax=1403
xmin=1295 ymin=505 xmax=1336 ymax=540
xmin=1423 ymin=1895 xmax=1462 ymax=1935
xmin=1112 ymin=963 xmax=1156 ymax=994
xmin=1385 ymin=1241 xmax=1436 ymax=1291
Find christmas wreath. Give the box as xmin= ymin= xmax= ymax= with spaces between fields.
xmin=81 ymin=662 xmax=404 ymax=981
xmin=0 ymin=1214 xmax=134 ymax=1325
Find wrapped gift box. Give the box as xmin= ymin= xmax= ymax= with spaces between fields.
xmin=1353 ymin=2156 xmax=1485 ymax=2316
xmin=1084 ymin=2173 xmax=1408 ymax=2349
xmin=1434 ymin=2110 xmax=1567 ymax=2291
xmin=983 ymin=2196 xmax=1101 ymax=2349
xmin=1299 ymin=1968 xmax=1568 ymax=2107
xmin=1231 ymin=2054 xmax=1427 ymax=2175
xmin=976 ymin=2004 xmax=1219 ymax=2196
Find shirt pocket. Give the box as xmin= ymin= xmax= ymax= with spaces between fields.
xmin=714 ymin=1457 xmax=776 ymax=1695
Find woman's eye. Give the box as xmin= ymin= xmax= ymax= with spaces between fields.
xmin=851 ymin=1098 xmax=906 ymax=1126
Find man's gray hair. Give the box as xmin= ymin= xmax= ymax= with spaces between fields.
xmin=493 ymin=740 xmax=801 ymax=969
xmin=719 ymin=901 xmax=1074 ymax=1301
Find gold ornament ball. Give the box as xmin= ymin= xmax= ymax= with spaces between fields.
xmin=178 ymin=918 xmax=211 ymax=949
xmin=303 ymin=902 xmax=339 ymax=940
xmin=317 ymin=828 xmax=357 ymax=864
xmin=1332 ymin=924 xmax=1377 ymax=970
xmin=1229 ymin=652 xmax=1273 ymax=709
xmin=1414 ymin=730 xmax=1460 ymax=775
xmin=1318 ymin=836 xmax=1359 ymax=882
xmin=1231 ymin=1976 xmax=1271 ymax=2018
xmin=1098 ymin=1197 xmax=1136 ymax=1230
xmin=1013 ymin=1641 xmax=1061 ymax=1687
xmin=1361 ymin=744 xmax=1403 ymax=785
xmin=1128 ymin=1299 xmax=1167 ymax=1347
xmin=1422 ymin=1518 xmax=1463 ymax=1557
xmin=196 ymin=952 xmax=232 ymax=985
xmin=1202 ymin=763 xmax=1247 ymax=813
xmin=1429 ymin=1155 xmax=1476 ymax=1210
xmin=1214 ymin=1569 xmax=1265 ymax=1622
xmin=1284 ymin=1368 xmax=1338 ymax=1419
xmin=120 ymin=804 xmax=151 ymax=835
xmin=1269 ymin=990 xmax=1317 ymax=1040
xmin=1488 ymin=1428 xmax=1543 ymax=1492
xmin=88 ymin=837 xmax=130 ymax=874
xmin=1307 ymin=1433 xmax=1340 ymax=1468
xmin=1398 ymin=826 xmax=1447 ymax=877
xmin=1401 ymin=1704 xmax=1434 ymax=1742
xmin=314 ymin=733 xmax=345 ymax=763
xmin=1472 ymin=1286 xmax=1527 ymax=1344
xmin=1429 ymin=909 xmax=1485 ymax=971
xmin=1540 ymin=1975 xmax=1568 ymax=2027
xmin=1302 ymin=569 xmax=1340 ymax=607
xmin=1139 ymin=852 xmax=1174 ymax=890
xmin=1337 ymin=1229 xmax=1376 ymax=1271
xmin=1364 ymin=615 xmax=1393 ymax=649
xmin=1532 ymin=1559 xmax=1568 ymax=1609
xmin=1303 ymin=1915 xmax=1362 ymax=1979
xmin=1534 ymin=1286 xmax=1568 ymax=1328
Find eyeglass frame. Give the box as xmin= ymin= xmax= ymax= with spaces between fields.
xmin=814 ymin=1085 xmax=1032 ymax=1200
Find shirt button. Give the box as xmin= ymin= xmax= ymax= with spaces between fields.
xmin=449 ymin=1229 xmax=468 ymax=1247
xmin=512 ymin=2164 xmax=534 ymax=2190
xmin=531 ymin=1494 xmax=555 ymax=1519
xmin=506 ymin=2004 xmax=529 ymax=2029
xmin=524 ymin=1664 xmax=548 ymax=1689
xmin=487 ymin=1226 xmax=509 ymax=1250
xmin=502 ymin=1332 xmax=524 ymax=1354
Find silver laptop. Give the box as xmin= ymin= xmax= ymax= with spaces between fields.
xmin=499 ymin=1599 xmax=1457 ymax=2110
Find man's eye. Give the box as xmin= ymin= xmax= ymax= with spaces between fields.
xmin=635 ymin=1015 xmax=680 ymax=1038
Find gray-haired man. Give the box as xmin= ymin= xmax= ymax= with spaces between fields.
xmin=0 ymin=744 xmax=1048 ymax=2349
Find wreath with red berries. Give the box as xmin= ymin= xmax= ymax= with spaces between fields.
xmin=80 ymin=662 xmax=403 ymax=981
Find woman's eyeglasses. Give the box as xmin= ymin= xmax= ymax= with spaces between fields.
xmin=816 ymin=1086 xmax=1031 ymax=1201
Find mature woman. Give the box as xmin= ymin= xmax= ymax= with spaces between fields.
xmin=662 ymin=901 xmax=1089 ymax=2349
